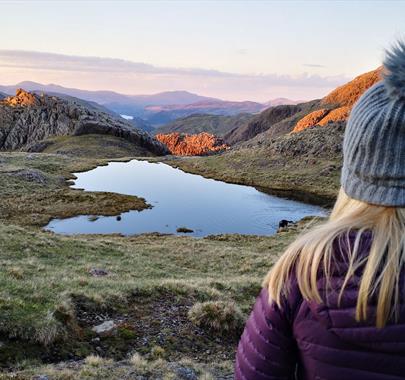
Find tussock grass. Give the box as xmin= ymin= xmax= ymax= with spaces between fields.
xmin=188 ymin=301 xmax=245 ymax=334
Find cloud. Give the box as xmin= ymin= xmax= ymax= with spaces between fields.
xmin=235 ymin=48 xmax=248 ymax=55
xmin=0 ymin=50 xmax=349 ymax=101
xmin=303 ymin=63 xmax=326 ymax=68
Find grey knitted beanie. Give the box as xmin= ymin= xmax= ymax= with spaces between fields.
xmin=342 ymin=41 xmax=405 ymax=207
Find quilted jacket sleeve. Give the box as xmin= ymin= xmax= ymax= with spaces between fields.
xmin=235 ymin=287 xmax=298 ymax=380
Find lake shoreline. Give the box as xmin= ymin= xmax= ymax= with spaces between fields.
xmin=155 ymin=156 xmax=336 ymax=208
xmin=45 ymin=158 xmax=326 ymax=237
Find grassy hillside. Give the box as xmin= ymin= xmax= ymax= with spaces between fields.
xmin=154 ymin=113 xmax=254 ymax=137
xmin=35 ymin=134 xmax=158 ymax=158
xmin=0 ymin=222 xmax=299 ymax=372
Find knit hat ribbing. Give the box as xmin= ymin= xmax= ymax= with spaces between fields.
xmin=342 ymin=41 xmax=405 ymax=207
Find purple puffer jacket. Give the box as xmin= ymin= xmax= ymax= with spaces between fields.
xmin=235 ymin=232 xmax=405 ymax=380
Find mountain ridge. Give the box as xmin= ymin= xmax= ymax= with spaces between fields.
xmin=0 ymin=89 xmax=167 ymax=155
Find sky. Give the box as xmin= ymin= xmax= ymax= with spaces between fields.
xmin=0 ymin=0 xmax=404 ymax=101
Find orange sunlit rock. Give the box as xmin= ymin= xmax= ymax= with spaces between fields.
xmin=2 ymin=88 xmax=41 ymax=107
xmin=155 ymin=132 xmax=229 ymax=156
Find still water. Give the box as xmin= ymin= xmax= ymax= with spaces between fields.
xmin=45 ymin=160 xmax=325 ymax=237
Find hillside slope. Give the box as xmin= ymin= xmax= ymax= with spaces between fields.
xmin=224 ymin=100 xmax=320 ymax=145
xmin=292 ymin=68 xmax=381 ymax=132
xmin=0 ymin=89 xmax=167 ymax=155
xmin=154 ymin=113 xmax=254 ymax=136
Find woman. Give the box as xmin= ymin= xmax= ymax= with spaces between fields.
xmin=235 ymin=41 xmax=405 ymax=380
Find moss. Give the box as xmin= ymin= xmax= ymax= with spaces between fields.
xmin=117 ymin=326 xmax=136 ymax=340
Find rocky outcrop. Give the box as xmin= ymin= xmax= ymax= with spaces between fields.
xmin=3 ymin=88 xmax=41 ymax=107
xmin=155 ymin=132 xmax=228 ymax=156
xmin=0 ymin=89 xmax=168 ymax=155
xmin=293 ymin=68 xmax=382 ymax=133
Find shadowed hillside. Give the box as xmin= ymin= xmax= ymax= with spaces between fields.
xmin=224 ymin=100 xmax=320 ymax=145
xmin=154 ymin=113 xmax=254 ymax=136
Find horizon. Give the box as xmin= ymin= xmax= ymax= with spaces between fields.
xmin=1 ymin=0 xmax=404 ymax=101
xmin=1 ymin=79 xmax=306 ymax=103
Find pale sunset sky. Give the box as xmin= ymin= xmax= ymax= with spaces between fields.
xmin=1 ymin=0 xmax=404 ymax=101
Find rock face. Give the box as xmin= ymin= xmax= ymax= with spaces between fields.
xmin=293 ymin=68 xmax=381 ymax=132
xmin=155 ymin=132 xmax=228 ymax=156
xmin=0 ymin=89 xmax=168 ymax=155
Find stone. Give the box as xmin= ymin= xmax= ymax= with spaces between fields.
xmin=173 ymin=366 xmax=198 ymax=380
xmin=176 ymin=227 xmax=194 ymax=233
xmin=88 ymin=268 xmax=109 ymax=277
xmin=92 ymin=320 xmax=117 ymax=336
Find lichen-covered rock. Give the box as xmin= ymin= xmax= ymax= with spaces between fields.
xmin=0 ymin=89 xmax=168 ymax=155
xmin=155 ymin=132 xmax=228 ymax=156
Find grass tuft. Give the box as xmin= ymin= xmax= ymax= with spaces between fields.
xmin=188 ymin=301 xmax=245 ymax=334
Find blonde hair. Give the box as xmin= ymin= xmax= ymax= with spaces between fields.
xmin=265 ymin=188 xmax=405 ymax=327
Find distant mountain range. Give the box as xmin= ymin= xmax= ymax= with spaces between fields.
xmin=0 ymin=81 xmax=299 ymax=128
xmin=154 ymin=113 xmax=255 ymax=136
